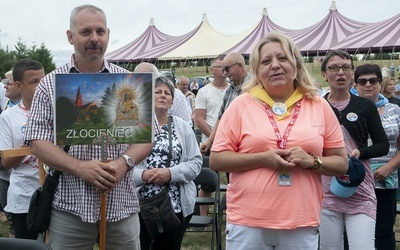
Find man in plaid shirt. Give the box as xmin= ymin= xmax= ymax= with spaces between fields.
xmin=24 ymin=4 xmax=152 ymax=250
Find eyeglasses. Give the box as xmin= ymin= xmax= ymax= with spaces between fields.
xmin=325 ymin=64 xmax=353 ymax=73
xmin=222 ymin=63 xmax=239 ymax=74
xmin=356 ymin=77 xmax=380 ymax=86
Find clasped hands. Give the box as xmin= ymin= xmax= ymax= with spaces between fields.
xmin=142 ymin=168 xmax=171 ymax=186
xmin=266 ymin=146 xmax=314 ymax=171
xmin=74 ymin=157 xmax=126 ymax=194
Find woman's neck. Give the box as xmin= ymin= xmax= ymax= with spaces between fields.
xmin=382 ymin=91 xmax=391 ymax=99
xmin=156 ymin=111 xmax=168 ymax=126
xmin=270 ymin=88 xmax=295 ymax=103
xmin=327 ymin=89 xmax=351 ymax=103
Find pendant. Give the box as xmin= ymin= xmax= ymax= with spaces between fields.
xmin=272 ymin=102 xmax=287 ymax=116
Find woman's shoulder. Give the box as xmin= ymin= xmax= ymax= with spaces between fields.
xmin=385 ymin=102 xmax=400 ymax=114
xmin=172 ymin=115 xmax=191 ymax=129
xmin=305 ymin=95 xmax=331 ymax=108
xmin=350 ymin=94 xmax=376 ymax=110
xmin=236 ymin=92 xmax=255 ymax=102
xmin=230 ymin=93 xmax=260 ymax=109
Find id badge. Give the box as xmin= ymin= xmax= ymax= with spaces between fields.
xmin=277 ymin=169 xmax=291 ymax=186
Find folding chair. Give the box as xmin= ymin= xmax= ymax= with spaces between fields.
xmin=187 ymin=160 xmax=220 ymax=250
xmin=0 ymin=238 xmax=52 ymax=250
xmin=218 ymin=189 xmax=227 ymax=250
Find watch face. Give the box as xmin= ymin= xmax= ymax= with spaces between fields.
xmin=123 ymin=154 xmax=135 ymax=167
xmin=127 ymin=157 xmax=135 ymax=166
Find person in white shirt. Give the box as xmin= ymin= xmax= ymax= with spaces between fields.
xmin=194 ymin=56 xmax=228 ymax=218
xmin=177 ymin=76 xmax=195 ymax=128
xmin=382 ymin=65 xmax=390 ymax=78
xmin=195 ymin=56 xmax=228 ymax=150
xmin=3 ymin=70 xmax=21 ymax=110
xmin=0 ymin=59 xmax=45 ymax=239
xmin=190 ymin=79 xmax=199 ymax=95
xmin=0 ymin=79 xmax=9 ymax=113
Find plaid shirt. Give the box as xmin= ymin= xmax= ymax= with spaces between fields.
xmin=24 ymin=55 xmax=138 ymax=223
xmin=218 ymin=72 xmax=250 ymax=120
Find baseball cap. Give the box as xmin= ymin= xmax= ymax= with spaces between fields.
xmin=330 ymin=156 xmax=366 ymax=198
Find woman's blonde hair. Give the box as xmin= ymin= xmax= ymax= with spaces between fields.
xmin=380 ymin=77 xmax=396 ymax=97
xmin=242 ymin=32 xmax=316 ymax=99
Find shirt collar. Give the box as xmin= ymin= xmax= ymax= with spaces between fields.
xmin=229 ymin=72 xmax=250 ymax=92
xmin=68 ymin=54 xmax=110 ymax=73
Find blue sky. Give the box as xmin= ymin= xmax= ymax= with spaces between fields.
xmin=0 ymin=0 xmax=398 ymax=66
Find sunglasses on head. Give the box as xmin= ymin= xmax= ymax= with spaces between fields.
xmin=356 ymin=77 xmax=380 ymax=86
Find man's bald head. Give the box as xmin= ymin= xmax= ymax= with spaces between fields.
xmin=134 ymin=62 xmax=160 ymax=76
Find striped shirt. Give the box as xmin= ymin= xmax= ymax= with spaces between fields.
xmin=217 ymin=72 xmax=250 ymax=120
xmin=24 ymin=55 xmax=138 ymax=223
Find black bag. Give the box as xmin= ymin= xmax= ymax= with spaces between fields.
xmin=139 ymin=188 xmax=181 ymax=237
xmin=139 ymin=116 xmax=181 ymax=237
xmin=26 ymin=171 xmax=61 ymax=233
xmin=26 ymin=146 xmax=68 ymax=233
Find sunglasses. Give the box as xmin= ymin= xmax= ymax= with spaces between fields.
xmin=222 ymin=62 xmax=239 ymax=74
xmin=356 ymin=77 xmax=380 ymax=86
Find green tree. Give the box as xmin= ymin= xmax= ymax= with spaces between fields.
xmin=28 ymin=43 xmax=56 ymax=74
xmin=0 ymin=47 xmax=16 ymax=76
xmin=364 ymin=53 xmax=399 ymax=60
xmin=0 ymin=39 xmax=56 ymax=78
xmin=14 ymin=39 xmax=30 ymax=60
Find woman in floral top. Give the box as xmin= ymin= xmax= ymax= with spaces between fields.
xmin=133 ymin=76 xmax=202 ymax=250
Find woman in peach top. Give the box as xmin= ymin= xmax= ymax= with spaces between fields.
xmin=210 ymin=32 xmax=348 ymax=250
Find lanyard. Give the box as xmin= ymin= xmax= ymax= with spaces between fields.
xmin=262 ymin=100 xmax=301 ymax=149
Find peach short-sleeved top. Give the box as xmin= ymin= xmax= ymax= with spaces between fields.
xmin=212 ymin=93 xmax=344 ymax=229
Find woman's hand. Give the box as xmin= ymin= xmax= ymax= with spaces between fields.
xmin=261 ymin=149 xmax=296 ymax=171
xmin=142 ymin=168 xmax=158 ymax=183
xmin=374 ymin=165 xmax=392 ymax=181
xmin=144 ymin=168 xmax=171 ymax=186
xmin=284 ymin=146 xmax=314 ymax=169
xmin=349 ymin=149 xmax=360 ymax=159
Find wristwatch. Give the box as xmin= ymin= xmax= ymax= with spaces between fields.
xmin=307 ymin=153 xmax=322 ymax=170
xmin=121 ymin=154 xmax=135 ymax=171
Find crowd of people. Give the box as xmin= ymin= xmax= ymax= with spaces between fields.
xmin=1 ymin=3 xmax=400 ymax=250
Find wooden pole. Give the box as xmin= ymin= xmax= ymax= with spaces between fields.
xmin=98 ymin=135 xmax=109 ymax=250
xmin=1 ymin=148 xmax=46 ymax=186
xmin=0 ymin=147 xmax=31 ymax=157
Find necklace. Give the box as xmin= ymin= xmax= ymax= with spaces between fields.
xmin=211 ymin=81 xmax=227 ymax=90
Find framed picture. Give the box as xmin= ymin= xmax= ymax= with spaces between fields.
xmin=54 ymin=72 xmax=154 ymax=145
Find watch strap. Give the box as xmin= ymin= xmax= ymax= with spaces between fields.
xmin=307 ymin=153 xmax=322 ymax=170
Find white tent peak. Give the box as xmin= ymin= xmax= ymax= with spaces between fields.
xmin=149 ymin=18 xmax=155 ymax=27
xmin=202 ymin=13 xmax=208 ymax=22
xmin=329 ymin=1 xmax=337 ymax=11
xmin=263 ymin=8 xmax=268 ymax=16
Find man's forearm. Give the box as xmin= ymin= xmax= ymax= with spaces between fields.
xmin=30 ymin=140 xmax=81 ymax=174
